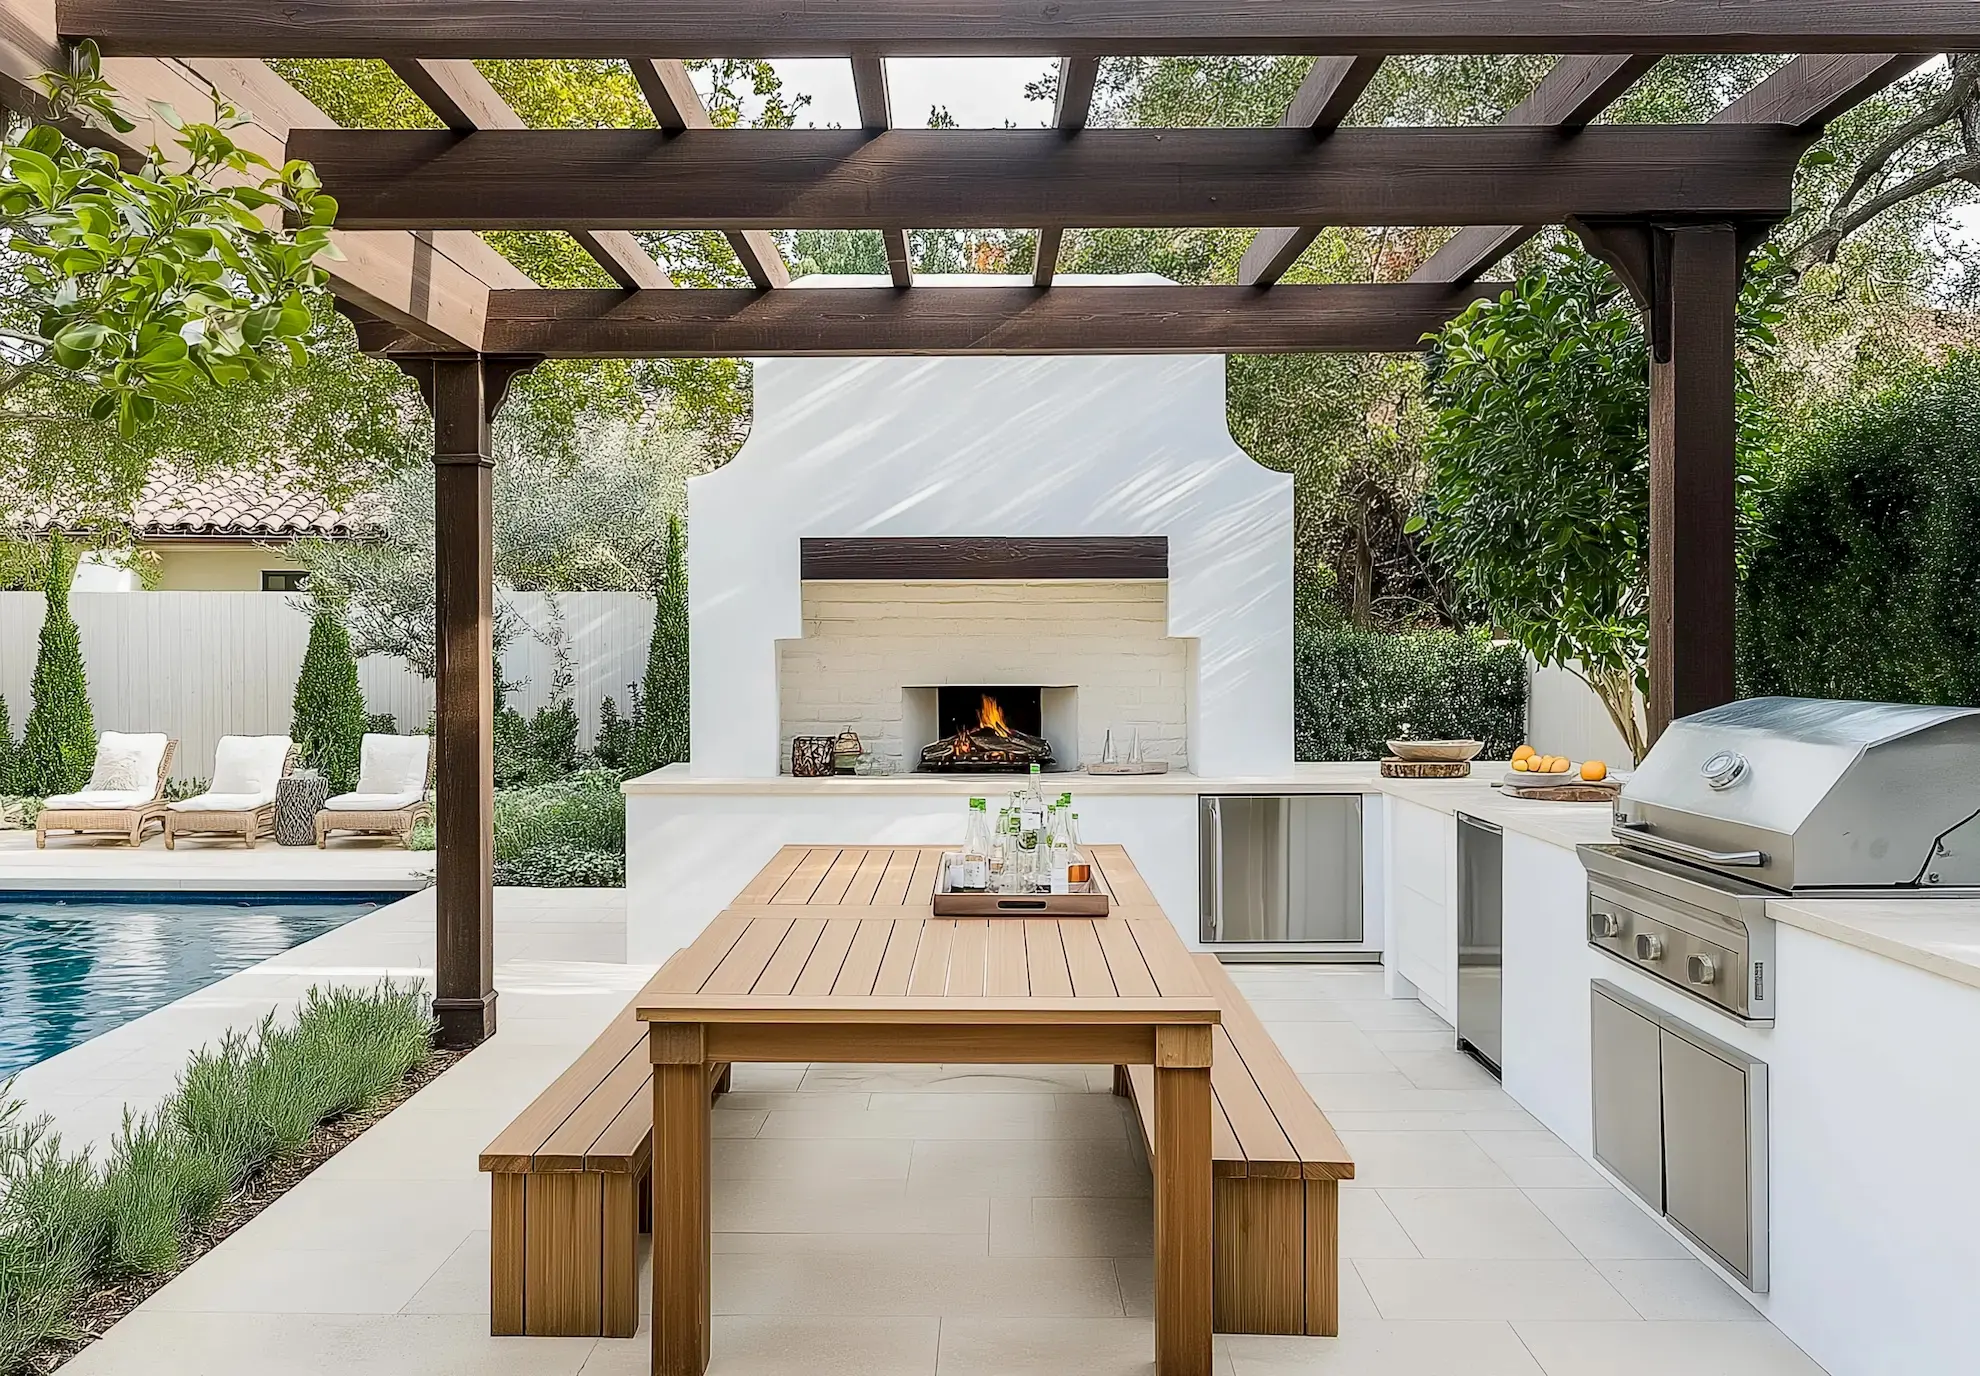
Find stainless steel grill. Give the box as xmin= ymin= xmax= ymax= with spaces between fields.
xmin=1581 ymin=697 xmax=1980 ymax=1023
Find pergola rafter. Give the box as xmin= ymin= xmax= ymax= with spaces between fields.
xmin=285 ymin=124 xmax=1814 ymax=231
xmin=58 ymin=0 xmax=1980 ymax=58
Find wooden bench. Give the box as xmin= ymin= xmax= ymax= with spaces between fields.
xmin=480 ymin=1000 xmax=729 ymax=1337
xmin=1121 ymin=953 xmax=1354 ymax=1337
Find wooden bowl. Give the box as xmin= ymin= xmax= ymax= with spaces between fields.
xmin=1386 ymin=739 xmax=1484 ymax=763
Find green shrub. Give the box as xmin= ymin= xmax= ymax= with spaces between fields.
xmin=1742 ymin=352 xmax=1980 ymax=705
xmin=592 ymin=695 xmax=632 ymax=771
xmin=291 ymin=610 xmax=370 ymax=792
xmin=495 ymin=845 xmax=626 ymax=888
xmin=0 ymin=693 xmax=15 ymax=794
xmin=629 ymin=515 xmax=688 ymax=775
xmin=15 ymin=537 xmax=96 ymax=798
xmin=0 ymin=982 xmax=433 ymax=1371
xmin=1295 ymin=614 xmax=1527 ymax=761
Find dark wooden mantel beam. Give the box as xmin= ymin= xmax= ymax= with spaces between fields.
xmin=61 ymin=0 xmax=1980 ymax=58
xmin=474 ymin=283 xmax=1510 ymax=357
xmin=289 ymin=125 xmax=1813 ymax=232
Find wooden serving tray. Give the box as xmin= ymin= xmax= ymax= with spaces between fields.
xmin=932 ymin=854 xmax=1110 ymax=916
xmin=1381 ymin=757 xmax=1471 ymax=779
xmin=1501 ymin=782 xmax=1621 ymax=803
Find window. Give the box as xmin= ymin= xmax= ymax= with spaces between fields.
xmin=262 ymin=570 xmax=309 ymax=592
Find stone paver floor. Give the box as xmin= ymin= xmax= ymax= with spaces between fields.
xmin=43 ymin=918 xmax=1829 ymax=1375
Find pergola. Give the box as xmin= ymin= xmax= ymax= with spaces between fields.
xmin=5 ymin=1 xmax=1972 ymax=1054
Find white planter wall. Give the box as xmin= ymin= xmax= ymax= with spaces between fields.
xmin=0 ymin=591 xmax=653 ymax=779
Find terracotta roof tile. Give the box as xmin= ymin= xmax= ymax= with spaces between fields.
xmin=29 ymin=470 xmax=384 ymax=540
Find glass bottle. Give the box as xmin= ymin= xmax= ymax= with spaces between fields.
xmin=1064 ymin=812 xmax=1091 ymax=889
xmin=988 ymin=807 xmax=1012 ymax=892
xmin=1015 ymin=796 xmax=1041 ymax=890
xmin=955 ymin=797 xmax=990 ymax=892
xmin=1004 ymin=810 xmax=1028 ymax=893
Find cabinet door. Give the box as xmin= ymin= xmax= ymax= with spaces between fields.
xmin=1590 ymin=986 xmax=1664 ymax=1210
xmin=1661 ymin=1030 xmax=1759 ymax=1286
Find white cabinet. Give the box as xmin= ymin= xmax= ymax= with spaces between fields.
xmin=1385 ymin=797 xmax=1457 ymax=1023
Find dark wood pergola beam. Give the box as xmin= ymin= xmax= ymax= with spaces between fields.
xmin=1412 ymin=51 xmax=1933 ymax=286
xmin=288 ymin=125 xmax=1812 ymax=232
xmin=1034 ymin=56 xmax=1101 ymax=289
xmin=61 ymin=0 xmax=1980 ymax=58
xmin=848 ymin=56 xmax=913 ymax=288
xmin=472 ymin=283 xmax=1511 ymax=357
xmin=1234 ymin=54 xmax=1391 ymax=287
xmin=627 ymin=58 xmax=790 ymax=288
xmin=386 ymin=58 xmax=672 ymax=289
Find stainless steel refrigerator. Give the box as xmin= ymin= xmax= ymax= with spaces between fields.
xmin=1198 ymin=795 xmax=1364 ymax=945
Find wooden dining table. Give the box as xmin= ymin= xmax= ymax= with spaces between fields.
xmin=636 ymin=844 xmax=1221 ymax=1376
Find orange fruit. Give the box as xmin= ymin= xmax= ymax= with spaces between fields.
xmin=1511 ymin=758 xmax=1530 ymax=772
xmin=1581 ymin=760 xmax=1608 ymax=782
xmin=1511 ymin=745 xmax=1537 ymax=763
xmin=1554 ymin=758 xmax=1573 ymax=774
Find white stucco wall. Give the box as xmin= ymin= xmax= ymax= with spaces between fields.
xmin=688 ymin=275 xmax=1295 ymax=780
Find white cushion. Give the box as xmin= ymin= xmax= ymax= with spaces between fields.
xmin=168 ymin=792 xmax=269 ymax=813
xmin=207 ymin=735 xmax=291 ymax=802
xmin=87 ymin=732 xmax=169 ymax=795
xmin=353 ymin=734 xmax=429 ymax=798
xmin=44 ymin=788 xmax=155 ymax=810
xmin=324 ymin=790 xmax=426 ymax=813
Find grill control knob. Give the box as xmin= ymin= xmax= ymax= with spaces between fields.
xmin=1701 ymin=750 xmax=1750 ymax=791
xmin=1635 ymin=933 xmax=1666 ymax=961
xmin=1687 ymin=953 xmax=1719 ymax=985
xmin=1590 ymin=911 xmax=1622 ymax=939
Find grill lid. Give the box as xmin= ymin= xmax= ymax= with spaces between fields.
xmin=1616 ymin=698 xmax=1980 ymax=892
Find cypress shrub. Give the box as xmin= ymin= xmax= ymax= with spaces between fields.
xmin=629 ymin=515 xmax=689 ymax=775
xmin=291 ymin=611 xmax=370 ymax=792
xmin=1742 ymin=352 xmax=1980 ymax=706
xmin=0 ymin=693 xmax=15 ymax=795
xmin=15 ymin=538 xmax=96 ymax=798
xmin=1295 ymin=616 xmax=1527 ymax=761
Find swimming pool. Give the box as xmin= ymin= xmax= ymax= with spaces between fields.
xmin=0 ymin=890 xmax=404 ymax=1079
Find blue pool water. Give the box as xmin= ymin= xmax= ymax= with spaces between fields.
xmin=0 ymin=891 xmax=403 ymax=1080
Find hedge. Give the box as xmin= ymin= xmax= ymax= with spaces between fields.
xmin=1741 ymin=352 xmax=1980 ymax=706
xmin=1295 ymin=621 xmax=1527 ymax=761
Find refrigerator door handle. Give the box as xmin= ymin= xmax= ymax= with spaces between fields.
xmin=1206 ymin=797 xmax=1225 ymax=943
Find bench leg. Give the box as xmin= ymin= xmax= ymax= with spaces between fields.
xmin=490 ymin=1174 xmax=526 ymax=1336
xmin=1305 ymin=1178 xmax=1340 ymax=1337
xmin=653 ymin=1032 xmax=711 ymax=1376
xmin=1112 ymin=1064 xmax=1131 ymax=1097
xmin=711 ymin=1062 xmax=732 ymax=1098
xmin=524 ymin=1173 xmax=603 ymax=1335
xmin=602 ymin=1172 xmax=641 ymax=1338
xmin=1212 ymin=1176 xmax=1307 ymax=1335
xmin=1154 ymin=1029 xmax=1213 ymax=1376
xmin=639 ymin=1167 xmax=652 ymax=1235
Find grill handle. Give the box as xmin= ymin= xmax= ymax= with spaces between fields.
xmin=1613 ymin=819 xmax=1767 ymax=868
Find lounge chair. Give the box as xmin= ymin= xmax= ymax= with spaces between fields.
xmin=35 ymin=734 xmax=178 ymax=848
xmin=314 ymin=734 xmax=433 ymax=849
xmin=163 ymin=736 xmax=297 ymax=849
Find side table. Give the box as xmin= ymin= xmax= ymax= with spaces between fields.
xmin=275 ymin=774 xmax=331 ymax=846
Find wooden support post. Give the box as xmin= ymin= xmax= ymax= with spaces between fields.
xmin=651 ymin=1023 xmax=711 ymax=1376
xmin=1154 ymin=1024 xmax=1213 ymax=1376
xmin=1569 ymin=218 xmax=1745 ymax=745
xmin=407 ymin=354 xmax=537 ymax=1048
xmin=1649 ymin=224 xmax=1741 ymax=739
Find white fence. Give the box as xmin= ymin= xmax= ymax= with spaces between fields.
xmin=0 ymin=591 xmax=655 ymax=780
xmin=1527 ymin=657 xmax=1637 ymax=766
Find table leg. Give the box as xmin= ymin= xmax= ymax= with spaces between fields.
xmin=651 ymin=1025 xmax=710 ymax=1376
xmin=1154 ymin=1026 xmax=1213 ymax=1376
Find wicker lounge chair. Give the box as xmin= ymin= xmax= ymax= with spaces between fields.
xmin=163 ymin=736 xmax=297 ymax=849
xmin=35 ymin=735 xmax=178 ymax=848
xmin=315 ymin=734 xmax=434 ymax=849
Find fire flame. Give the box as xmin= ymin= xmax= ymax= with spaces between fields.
xmin=978 ymin=694 xmax=1012 ymax=738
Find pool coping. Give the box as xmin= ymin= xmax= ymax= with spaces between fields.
xmin=0 ymin=876 xmax=429 ymax=892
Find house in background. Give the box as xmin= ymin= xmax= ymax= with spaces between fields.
xmin=29 ymin=470 xmax=381 ymax=591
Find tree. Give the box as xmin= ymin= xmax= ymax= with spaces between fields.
xmin=289 ymin=422 xmax=708 ymax=677
xmin=15 ymin=536 xmax=97 ymax=796
xmin=0 ymin=45 xmax=337 ymax=516
xmin=0 ymin=689 xmax=16 ymax=794
xmin=1742 ymin=352 xmax=1980 ymax=707
xmin=291 ymin=608 xmax=370 ymax=791
xmin=1417 ymin=245 xmax=1790 ymax=762
xmin=629 ymin=515 xmax=689 ymax=775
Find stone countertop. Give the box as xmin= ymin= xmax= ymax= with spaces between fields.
xmin=1768 ymin=897 xmax=1980 ymax=994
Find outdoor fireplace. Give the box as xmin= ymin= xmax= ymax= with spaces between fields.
xmin=919 ymin=687 xmax=1055 ymax=772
